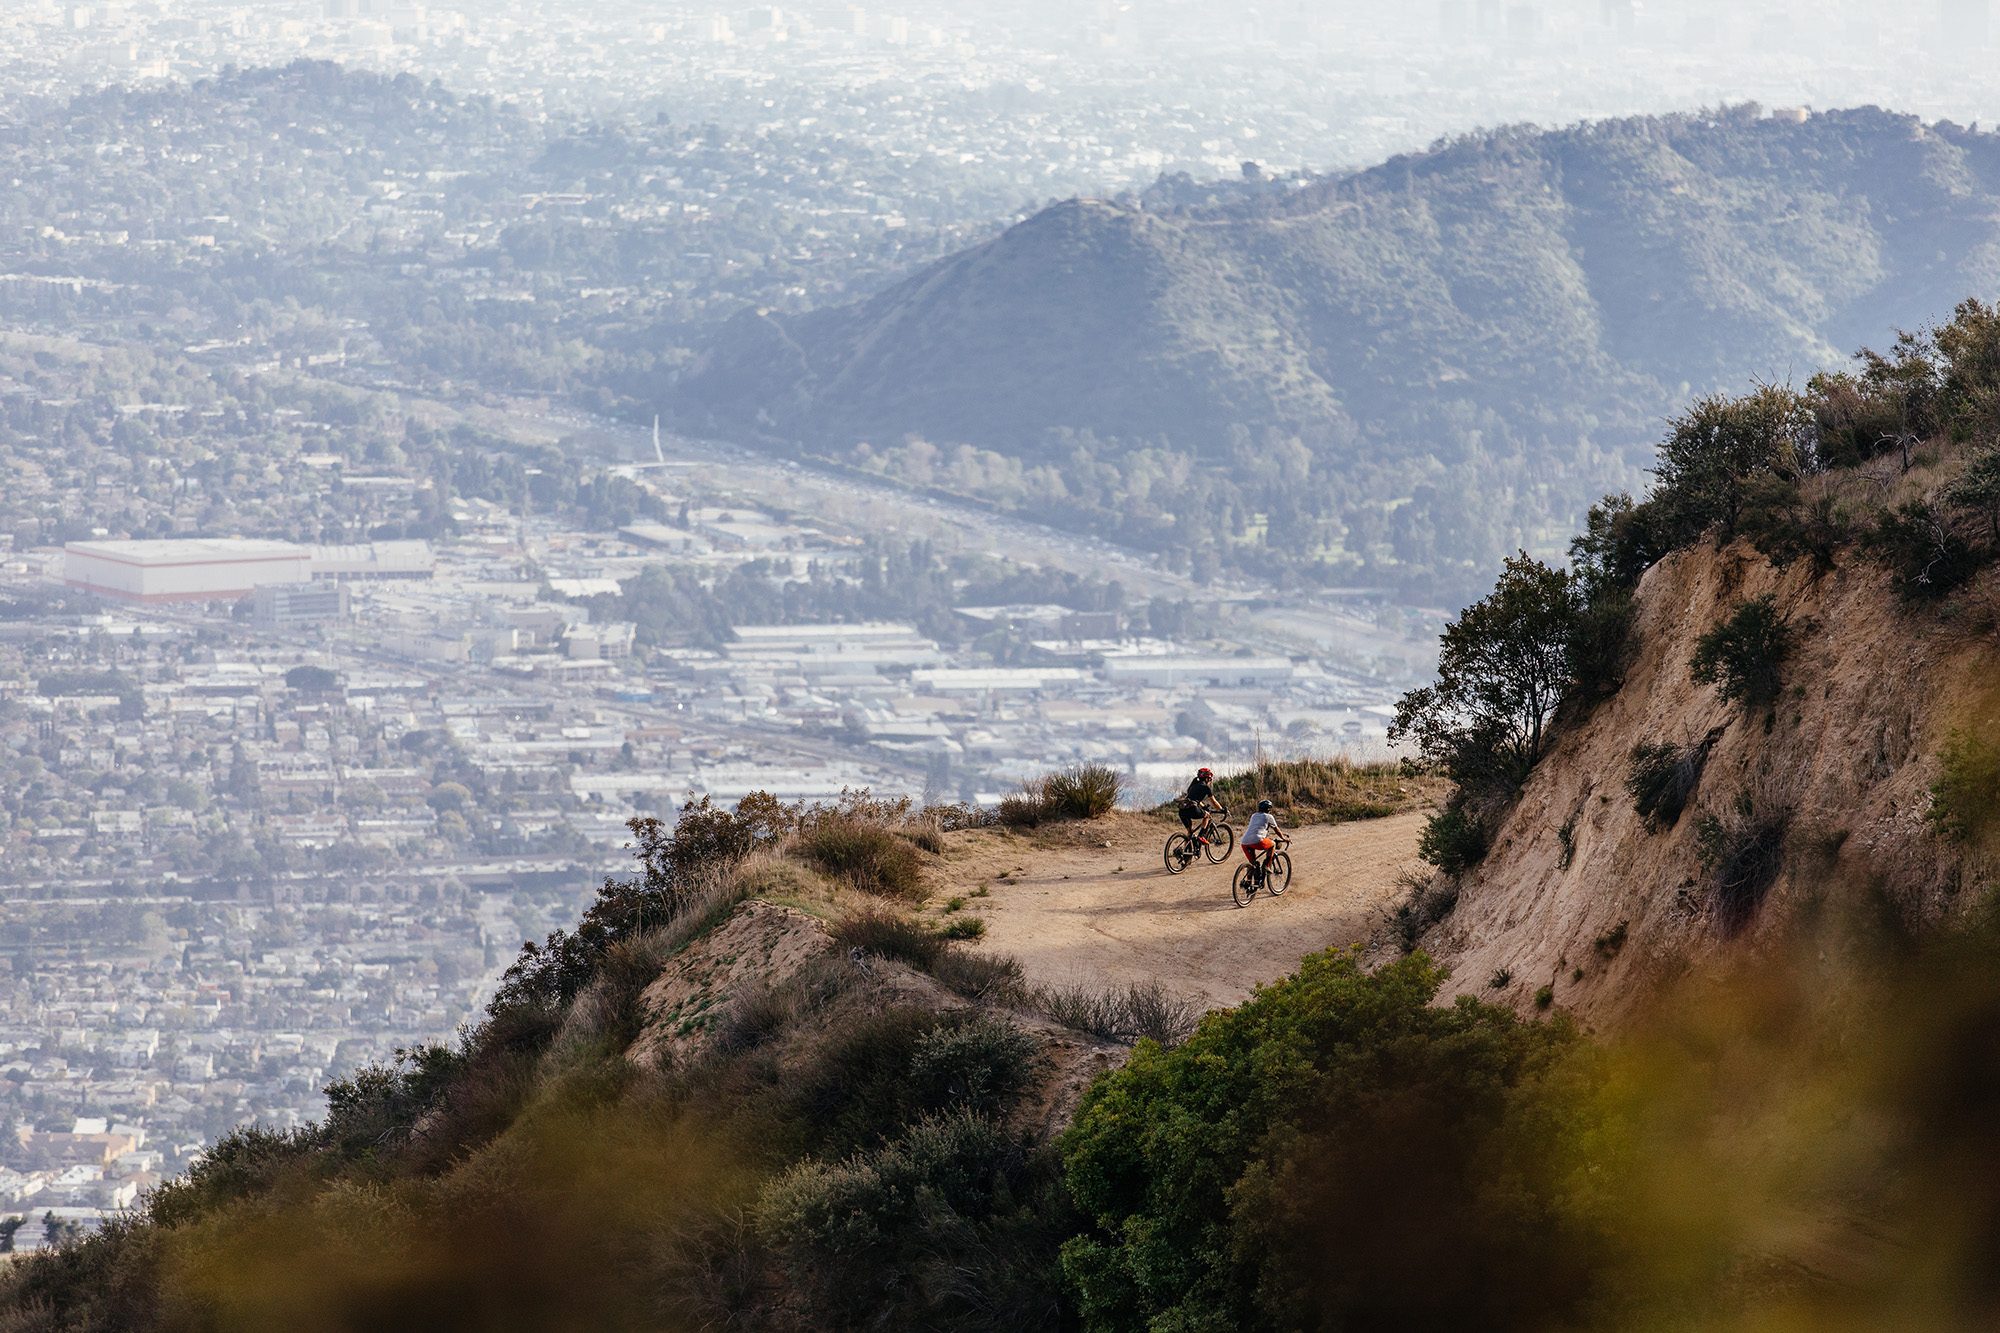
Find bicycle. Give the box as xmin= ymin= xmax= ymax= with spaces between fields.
xmin=1230 ymin=839 xmax=1292 ymax=906
xmin=1164 ymin=810 xmax=1235 ymax=874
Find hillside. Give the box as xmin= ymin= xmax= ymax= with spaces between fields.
xmin=1383 ymin=299 xmax=2000 ymax=1027
xmin=681 ymin=106 xmax=2000 ymax=597
xmin=1415 ymin=534 xmax=1997 ymax=1023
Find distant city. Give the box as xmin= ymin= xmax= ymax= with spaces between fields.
xmin=4 ymin=0 xmax=2000 ymax=1254
xmin=0 ymin=402 xmax=1426 ymax=1239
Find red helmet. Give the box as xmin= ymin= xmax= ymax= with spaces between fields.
xmin=1197 ymin=767 xmax=1213 ymax=779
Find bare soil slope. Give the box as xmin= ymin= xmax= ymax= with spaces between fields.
xmin=946 ymin=811 xmax=1429 ymax=1007
xmin=1417 ymin=539 xmax=1998 ymax=1026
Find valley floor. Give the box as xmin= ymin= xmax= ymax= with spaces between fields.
xmin=948 ymin=812 xmax=1427 ymax=1006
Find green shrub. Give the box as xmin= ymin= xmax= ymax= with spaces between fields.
xmin=1059 ymin=950 xmax=1611 ymax=1333
xmin=1418 ymin=803 xmax=1488 ymax=875
xmin=797 ymin=815 xmax=927 ymax=899
xmin=758 ymin=1111 xmax=1065 ymax=1328
xmin=1741 ymin=475 xmax=1850 ymax=574
xmin=1689 ymin=595 xmax=1794 ymax=708
xmin=1866 ymin=499 xmax=1984 ymax=603
xmin=1593 ymin=921 xmax=1629 ymax=960
xmin=1534 ymin=984 xmax=1555 ymax=1010
xmin=1929 ymin=730 xmax=2000 ymax=848
xmin=1626 ymin=739 xmax=1709 ymax=831
xmin=939 ymin=915 xmax=986 ymax=941
xmin=906 ymin=1016 xmax=1035 ymax=1118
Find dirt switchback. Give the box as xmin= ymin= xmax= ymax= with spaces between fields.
xmin=949 ymin=811 xmax=1427 ymax=1007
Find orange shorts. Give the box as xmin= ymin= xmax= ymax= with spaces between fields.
xmin=1242 ymin=838 xmax=1275 ymax=861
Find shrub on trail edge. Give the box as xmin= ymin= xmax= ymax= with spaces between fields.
xmin=1058 ymin=950 xmax=1615 ymax=1333
xmin=1418 ymin=802 xmax=1488 ymax=875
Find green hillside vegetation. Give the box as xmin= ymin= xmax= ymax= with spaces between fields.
xmin=682 ymin=107 xmax=2000 ymax=600
xmin=6 ymin=770 xmax=2000 ymax=1327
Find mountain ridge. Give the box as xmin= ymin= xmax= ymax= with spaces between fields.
xmin=681 ymin=106 xmax=2000 ymax=594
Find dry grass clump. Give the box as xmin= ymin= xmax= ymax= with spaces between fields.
xmin=831 ymin=907 xmax=945 ymax=970
xmin=1028 ymin=978 xmax=1203 ymax=1048
xmin=998 ymin=764 xmax=1125 ymax=827
xmin=1626 ymin=738 xmax=1711 ymax=832
xmin=795 ymin=813 xmax=928 ymax=899
xmin=1209 ymin=756 xmax=1438 ymax=823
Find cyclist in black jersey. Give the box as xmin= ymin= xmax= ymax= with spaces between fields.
xmin=1179 ymin=767 xmax=1223 ymax=845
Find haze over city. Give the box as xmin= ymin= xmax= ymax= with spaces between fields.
xmin=2 ymin=4 xmax=1999 ymax=1327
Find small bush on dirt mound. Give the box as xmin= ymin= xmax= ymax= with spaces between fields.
xmin=1044 ymin=764 xmax=1124 ymax=820
xmin=797 ymin=815 xmax=927 ymax=899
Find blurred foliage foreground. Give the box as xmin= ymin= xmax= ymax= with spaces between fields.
xmin=4 ymin=794 xmax=2000 ymax=1332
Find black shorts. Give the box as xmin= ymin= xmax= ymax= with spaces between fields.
xmin=1179 ymin=804 xmax=1204 ymax=831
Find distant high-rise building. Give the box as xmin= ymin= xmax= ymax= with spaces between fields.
xmin=1941 ymin=0 xmax=1992 ymax=48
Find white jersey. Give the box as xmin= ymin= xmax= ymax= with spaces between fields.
xmin=1241 ymin=812 xmax=1278 ymax=845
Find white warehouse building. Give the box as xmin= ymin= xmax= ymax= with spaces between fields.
xmin=64 ymin=537 xmax=438 ymax=604
xmin=64 ymin=539 xmax=312 ymax=604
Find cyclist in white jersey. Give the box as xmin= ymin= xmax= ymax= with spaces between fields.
xmin=1239 ymin=799 xmax=1289 ymax=874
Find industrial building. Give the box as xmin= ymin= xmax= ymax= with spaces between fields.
xmin=64 ymin=539 xmax=311 ymax=603
xmin=64 ymin=538 xmax=436 ymax=604
xmin=253 ymin=582 xmax=351 ymax=629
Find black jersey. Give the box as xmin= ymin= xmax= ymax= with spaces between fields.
xmin=1183 ymin=778 xmax=1213 ymax=807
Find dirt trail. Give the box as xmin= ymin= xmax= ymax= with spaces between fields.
xmin=943 ymin=812 xmax=1427 ymax=1008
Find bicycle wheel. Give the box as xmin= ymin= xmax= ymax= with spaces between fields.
xmin=1231 ymin=863 xmax=1257 ymax=907
xmin=1265 ymin=852 xmax=1293 ymax=897
xmin=1204 ymin=823 xmax=1234 ymax=863
xmin=1163 ymin=832 xmax=1196 ymax=875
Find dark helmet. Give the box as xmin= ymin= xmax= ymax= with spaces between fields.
xmin=1257 ymin=799 xmax=1273 ymax=813
xmin=1197 ymin=766 xmax=1213 ymax=779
